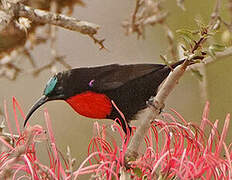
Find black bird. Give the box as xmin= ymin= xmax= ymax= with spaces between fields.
xmin=24 ymin=60 xmax=184 ymax=134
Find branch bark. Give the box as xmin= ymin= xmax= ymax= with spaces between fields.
xmin=0 ymin=2 xmax=104 ymax=48
xmin=10 ymin=2 xmax=99 ymax=36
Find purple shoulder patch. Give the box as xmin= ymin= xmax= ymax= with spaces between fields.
xmin=88 ymin=79 xmax=95 ymax=87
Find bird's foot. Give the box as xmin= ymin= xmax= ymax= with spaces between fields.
xmin=146 ymin=96 xmax=165 ymax=114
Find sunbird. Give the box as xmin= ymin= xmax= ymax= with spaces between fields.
xmin=24 ymin=60 xmax=184 ymax=134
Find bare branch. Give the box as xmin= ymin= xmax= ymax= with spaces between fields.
xmin=122 ymin=0 xmax=167 ymax=38
xmin=209 ymin=0 xmax=221 ymax=30
xmin=176 ymin=0 xmax=186 ymax=11
xmin=211 ymin=0 xmax=221 ymax=20
xmin=0 ymin=2 xmax=104 ymax=48
xmin=162 ymin=23 xmax=177 ymax=61
xmin=10 ymin=3 xmax=99 ymax=36
xmin=228 ymin=0 xmax=232 ymax=23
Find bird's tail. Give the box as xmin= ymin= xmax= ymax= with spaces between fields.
xmin=153 ymin=59 xmax=187 ymax=88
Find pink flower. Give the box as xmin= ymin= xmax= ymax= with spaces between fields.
xmin=0 ymin=98 xmax=231 ymax=180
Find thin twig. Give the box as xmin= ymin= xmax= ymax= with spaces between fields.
xmin=132 ymin=0 xmax=141 ymax=27
xmin=23 ymin=48 xmax=36 ymax=68
xmin=176 ymin=0 xmax=186 ymax=11
xmin=209 ymin=0 xmax=221 ymax=30
xmin=228 ymin=0 xmax=232 ymax=23
xmin=211 ymin=0 xmax=221 ymax=21
xmin=48 ymin=0 xmax=62 ymax=74
xmin=162 ymin=23 xmax=177 ymax=61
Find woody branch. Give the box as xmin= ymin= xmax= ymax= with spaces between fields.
xmin=1 ymin=1 xmax=104 ymax=48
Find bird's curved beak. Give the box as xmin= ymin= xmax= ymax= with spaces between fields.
xmin=24 ymin=95 xmax=49 ymax=127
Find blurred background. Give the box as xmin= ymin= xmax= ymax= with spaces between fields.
xmin=1 ymin=0 xmax=232 ymax=169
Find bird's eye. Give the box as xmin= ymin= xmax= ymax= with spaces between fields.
xmin=44 ymin=76 xmax=58 ymax=96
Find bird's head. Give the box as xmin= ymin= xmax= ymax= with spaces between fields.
xmin=24 ymin=72 xmax=66 ymax=127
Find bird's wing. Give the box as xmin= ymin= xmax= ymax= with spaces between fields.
xmin=91 ymin=64 xmax=165 ymax=91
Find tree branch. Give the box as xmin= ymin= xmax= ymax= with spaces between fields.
xmin=211 ymin=0 xmax=221 ymax=21
xmin=10 ymin=3 xmax=99 ymax=35
xmin=0 ymin=2 xmax=105 ymax=48
xmin=191 ymin=46 xmax=232 ymax=68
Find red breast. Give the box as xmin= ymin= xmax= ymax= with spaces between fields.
xmin=66 ymin=91 xmax=112 ymax=119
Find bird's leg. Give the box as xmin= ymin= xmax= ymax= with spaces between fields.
xmin=146 ymin=97 xmax=165 ymax=126
xmin=111 ymin=100 xmax=132 ymax=136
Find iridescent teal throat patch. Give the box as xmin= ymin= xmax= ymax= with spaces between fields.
xmin=44 ymin=76 xmax=58 ymax=96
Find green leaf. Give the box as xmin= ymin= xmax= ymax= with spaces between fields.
xmin=160 ymin=55 xmax=169 ymax=65
xmin=209 ymin=44 xmax=226 ymax=52
xmin=191 ymin=69 xmax=203 ymax=81
xmin=195 ymin=16 xmax=207 ymax=30
xmin=133 ymin=167 xmax=143 ymax=177
xmin=176 ymin=29 xmax=195 ymax=44
xmin=208 ymin=48 xmax=216 ymax=58
xmin=208 ymin=44 xmax=226 ymax=58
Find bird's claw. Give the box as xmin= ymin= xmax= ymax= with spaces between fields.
xmin=146 ymin=96 xmax=165 ymax=114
